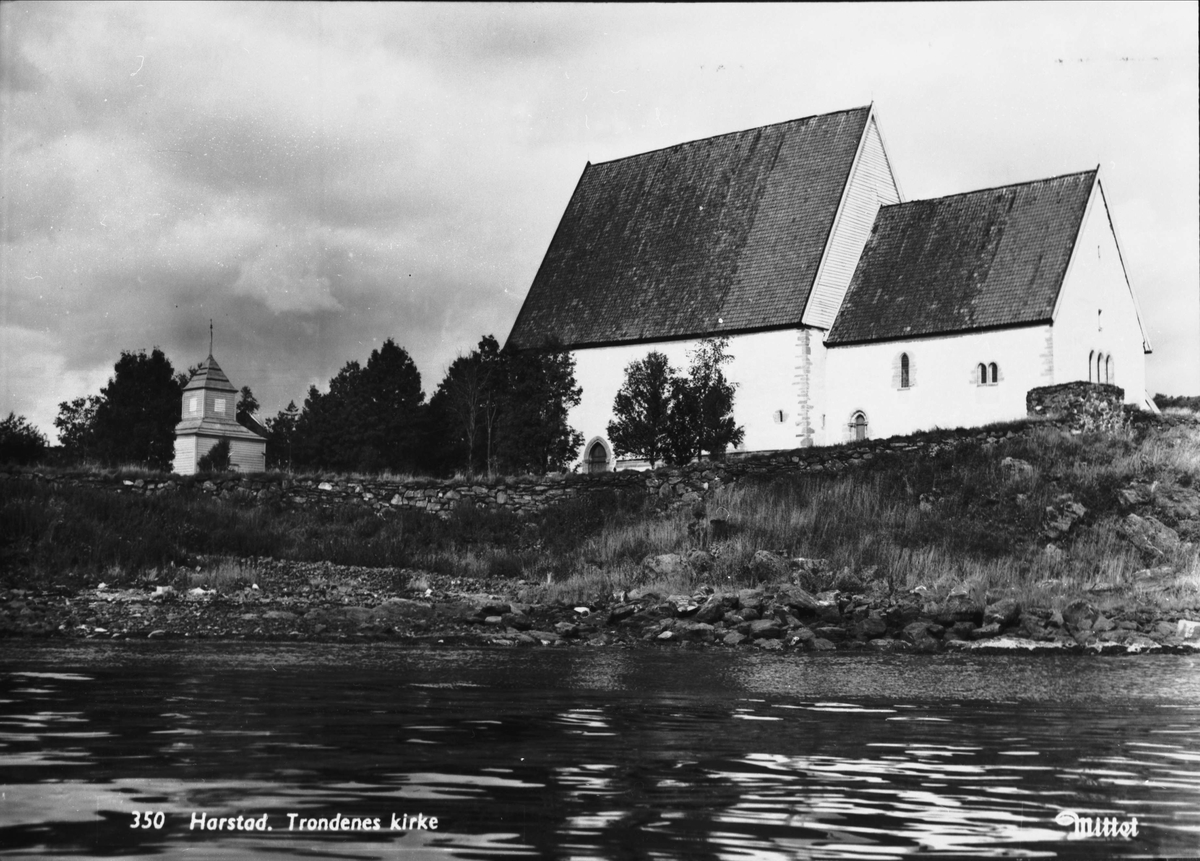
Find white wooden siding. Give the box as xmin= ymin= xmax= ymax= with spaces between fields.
xmin=230 ymin=438 xmax=266 ymax=472
xmin=803 ymin=116 xmax=901 ymax=329
xmin=172 ymin=437 xmax=197 ymax=475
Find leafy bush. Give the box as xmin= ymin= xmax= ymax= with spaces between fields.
xmin=0 ymin=413 xmax=48 ymax=465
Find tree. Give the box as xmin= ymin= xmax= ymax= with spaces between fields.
xmin=237 ymin=386 xmax=259 ymax=416
xmin=0 ymin=413 xmax=48 ymax=464
xmin=666 ymin=338 xmax=744 ymax=464
xmin=54 ymin=395 xmax=101 ymax=459
xmin=197 ymin=438 xmax=231 ymax=473
xmin=607 ymin=351 xmax=675 ymax=467
xmin=429 ymin=335 xmax=503 ymax=475
xmin=90 ymin=348 xmax=181 ymax=470
xmin=289 ymin=339 xmax=426 ymax=473
xmin=495 ymin=341 xmax=583 ymax=474
xmin=265 ymin=400 xmax=300 ymax=470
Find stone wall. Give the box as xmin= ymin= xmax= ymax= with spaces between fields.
xmin=2 ymin=422 xmax=1038 ymax=518
xmin=1026 ymin=382 xmax=1126 ymax=432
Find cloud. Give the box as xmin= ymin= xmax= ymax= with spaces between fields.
xmin=0 ymin=2 xmax=1195 ymax=442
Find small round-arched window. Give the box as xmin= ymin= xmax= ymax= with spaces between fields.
xmin=978 ymin=363 xmax=988 ymax=385
xmin=1105 ymin=355 xmax=1114 ymax=384
xmin=1088 ymin=350 xmax=1095 ymax=382
xmin=900 ymin=353 xmax=911 ymax=389
xmin=988 ymin=362 xmax=998 ymax=384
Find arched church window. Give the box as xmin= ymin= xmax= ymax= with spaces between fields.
xmin=978 ymin=363 xmax=987 ymax=385
xmin=1088 ymin=350 xmax=1094 ymax=382
xmin=1096 ymin=352 xmax=1104 ymax=384
xmin=989 ymin=362 xmax=998 ymax=384
xmin=900 ymin=353 xmax=911 ymax=389
xmin=1106 ymin=355 xmax=1114 ymax=385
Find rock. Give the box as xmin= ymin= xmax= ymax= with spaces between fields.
xmin=554 ymin=621 xmax=579 ymax=638
xmin=983 ymin=598 xmax=1021 ymax=628
xmin=607 ymin=604 xmax=639 ymax=624
xmin=813 ymin=625 xmax=846 ymax=642
xmin=832 ymin=569 xmax=866 ymax=593
xmin=868 ymin=638 xmax=910 ymax=652
xmin=936 ymin=593 xmax=981 ymax=625
xmin=502 ymin=612 xmax=532 ymax=631
xmin=147 ymin=629 xmax=167 ymax=638
xmin=949 ymin=621 xmax=977 ymax=638
xmin=1062 ymin=600 xmax=1099 ymax=631
xmin=787 ymin=627 xmax=816 ymax=648
xmin=676 ymin=621 xmax=716 ymax=641
xmin=901 ymin=621 xmax=940 ymax=652
xmin=790 ymin=557 xmax=831 ymax=590
xmin=669 ymin=595 xmax=701 ymax=616
xmin=775 ymin=585 xmax=820 ymax=614
xmin=686 ymin=550 xmax=714 ymax=575
xmin=749 ymin=618 xmax=784 ymax=640
xmin=1000 ymin=457 xmax=1035 ymax=480
xmin=483 ymin=615 xmax=504 ymax=626
xmin=858 ymin=611 xmax=887 ymax=639
xmin=694 ymin=593 xmax=738 ymax=624
xmin=811 ymin=637 xmax=837 ymax=651
xmin=1043 ymin=495 xmax=1086 ymax=540
xmin=737 ymin=589 xmax=765 ymax=612
xmin=263 ymin=610 xmax=297 ymax=621
xmin=748 ymin=550 xmax=790 ymax=583
xmin=478 ymin=601 xmax=512 ymax=617
xmin=815 ymin=601 xmax=842 ymax=623
xmin=656 ymin=630 xmax=677 ymax=642
xmin=723 ymin=632 xmax=748 ymax=647
xmin=1121 ymin=513 xmax=1181 ymax=559
xmin=1178 ymin=619 xmax=1200 ymax=640
xmin=1092 ymin=615 xmax=1115 ymax=633
xmin=643 ymin=554 xmax=691 ymax=579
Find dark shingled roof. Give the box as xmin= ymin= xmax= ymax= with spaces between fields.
xmin=182 ymin=355 xmax=237 ymax=394
xmin=507 ymin=106 xmax=871 ymax=349
xmin=826 ymin=169 xmax=1096 ymax=346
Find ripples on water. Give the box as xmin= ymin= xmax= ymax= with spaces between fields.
xmin=1 ymin=644 xmax=1199 ymax=859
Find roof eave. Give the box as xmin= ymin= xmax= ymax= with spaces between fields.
xmin=826 ymin=318 xmax=1054 ymax=349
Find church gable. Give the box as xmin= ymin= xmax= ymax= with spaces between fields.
xmin=507 ymin=106 xmax=874 ymax=350
xmin=826 ymin=170 xmax=1096 ymax=346
xmin=803 ymin=113 xmax=901 ymax=329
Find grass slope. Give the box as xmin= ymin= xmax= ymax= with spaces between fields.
xmin=3 ymin=417 xmax=1198 ymax=614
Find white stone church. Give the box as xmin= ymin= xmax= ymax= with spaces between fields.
xmin=506 ymin=105 xmax=1153 ymax=472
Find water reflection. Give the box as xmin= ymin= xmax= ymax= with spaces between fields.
xmin=1 ymin=645 xmax=1198 ymax=859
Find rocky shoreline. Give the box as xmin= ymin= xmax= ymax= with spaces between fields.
xmin=3 ymin=558 xmax=1198 ymax=655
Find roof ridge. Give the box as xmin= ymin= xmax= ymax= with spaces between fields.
xmin=590 ymin=105 xmax=872 ymax=167
xmin=881 ymin=168 xmax=1097 ymax=209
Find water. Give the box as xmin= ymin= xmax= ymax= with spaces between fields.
xmin=2 ymin=643 xmax=1199 ymax=859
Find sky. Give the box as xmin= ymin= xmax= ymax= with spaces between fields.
xmin=2 ymin=1 xmax=1197 ymax=442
